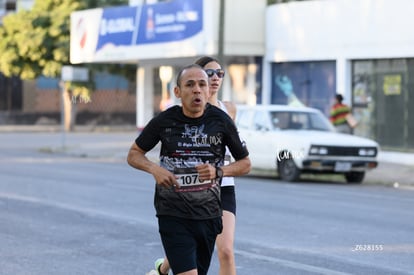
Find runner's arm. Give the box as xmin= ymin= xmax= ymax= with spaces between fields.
xmin=127 ymin=143 xmax=180 ymax=188
xmin=221 ymin=156 xmax=250 ymax=177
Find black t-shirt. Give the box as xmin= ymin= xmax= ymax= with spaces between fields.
xmin=135 ymin=104 xmax=249 ymax=220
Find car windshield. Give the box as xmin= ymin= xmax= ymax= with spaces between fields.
xmin=270 ymin=111 xmax=333 ymax=131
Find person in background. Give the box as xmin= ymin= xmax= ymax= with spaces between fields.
xmin=153 ymin=56 xmax=240 ymax=275
xmin=330 ymin=93 xmax=352 ymax=134
xmin=128 ymin=64 xmax=250 ymax=275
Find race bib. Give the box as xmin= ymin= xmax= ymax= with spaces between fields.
xmin=174 ymin=167 xmax=216 ymax=192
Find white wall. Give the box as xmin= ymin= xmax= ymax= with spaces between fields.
xmin=224 ymin=0 xmax=266 ymax=56
xmin=266 ymin=0 xmax=414 ymax=62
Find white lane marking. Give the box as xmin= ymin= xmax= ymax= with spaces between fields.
xmin=235 ymin=249 xmax=351 ymax=275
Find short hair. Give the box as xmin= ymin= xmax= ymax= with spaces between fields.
xmin=175 ymin=64 xmax=205 ymax=87
xmin=336 ymin=94 xmax=344 ymax=103
xmin=194 ymin=56 xmax=220 ymax=68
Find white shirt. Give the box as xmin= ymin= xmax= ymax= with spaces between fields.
xmin=218 ymin=101 xmax=235 ymax=187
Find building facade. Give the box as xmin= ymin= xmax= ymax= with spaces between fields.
xmin=264 ymin=0 xmax=414 ymax=149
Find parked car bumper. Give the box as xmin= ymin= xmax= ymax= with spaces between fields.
xmin=302 ymin=159 xmax=378 ymax=173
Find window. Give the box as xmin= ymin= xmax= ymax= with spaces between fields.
xmin=5 ymin=0 xmax=16 ymax=11
xmin=253 ymin=111 xmax=269 ymax=131
xmin=236 ymin=109 xmax=253 ymax=130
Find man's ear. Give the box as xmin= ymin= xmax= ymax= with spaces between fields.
xmin=174 ymin=86 xmax=181 ymax=98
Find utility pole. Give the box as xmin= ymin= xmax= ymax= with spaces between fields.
xmin=217 ymin=0 xmax=225 ymax=101
xmin=217 ymin=0 xmax=225 ymax=63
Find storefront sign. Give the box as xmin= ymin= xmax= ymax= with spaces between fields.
xmin=70 ymin=0 xmax=203 ymax=64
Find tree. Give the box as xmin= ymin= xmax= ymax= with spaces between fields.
xmin=0 ymin=0 xmax=132 ymax=131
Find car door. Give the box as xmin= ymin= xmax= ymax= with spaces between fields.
xmin=249 ymin=109 xmax=277 ymax=169
xmin=235 ymin=107 xmax=254 ymax=158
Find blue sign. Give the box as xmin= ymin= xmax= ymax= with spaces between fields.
xmin=136 ymin=0 xmax=203 ymax=44
xmin=96 ymin=6 xmax=138 ymax=50
xmin=95 ymin=0 xmax=203 ymax=51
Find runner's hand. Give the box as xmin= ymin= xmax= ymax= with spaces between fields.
xmin=195 ymin=163 xmax=215 ymax=181
xmin=152 ymin=166 xmax=180 ymax=188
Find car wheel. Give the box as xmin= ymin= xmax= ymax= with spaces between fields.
xmin=277 ymin=156 xmax=301 ymax=182
xmin=344 ymin=172 xmax=365 ymax=183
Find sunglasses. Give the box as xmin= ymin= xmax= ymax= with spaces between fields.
xmin=205 ymin=69 xmax=225 ymax=78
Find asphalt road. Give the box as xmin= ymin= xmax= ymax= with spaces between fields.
xmin=0 ymin=132 xmax=413 ymax=274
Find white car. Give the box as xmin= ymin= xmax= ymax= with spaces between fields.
xmin=236 ymin=105 xmax=379 ymax=183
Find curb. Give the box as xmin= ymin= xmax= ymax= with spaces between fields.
xmin=0 ymin=125 xmax=138 ymax=133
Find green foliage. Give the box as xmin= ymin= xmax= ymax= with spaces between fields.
xmin=0 ymin=0 xmax=130 ymax=97
xmin=0 ymin=0 xmax=78 ymax=78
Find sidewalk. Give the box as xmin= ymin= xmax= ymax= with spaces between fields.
xmin=377 ymin=151 xmax=414 ymax=166
xmin=0 ymin=124 xmax=138 ymax=133
xmin=1 ymin=125 xmax=413 ymax=187
xmin=366 ymin=151 xmax=414 ymax=187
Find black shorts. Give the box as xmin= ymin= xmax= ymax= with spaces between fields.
xmin=221 ymin=185 xmax=236 ymax=215
xmin=158 ymin=216 xmax=222 ymax=275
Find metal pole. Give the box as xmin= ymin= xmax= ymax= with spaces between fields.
xmin=217 ymin=0 xmax=225 ymax=63
xmin=59 ymin=80 xmax=66 ymax=149
xmin=217 ymin=0 xmax=226 ymax=101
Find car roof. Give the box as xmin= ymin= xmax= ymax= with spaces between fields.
xmin=236 ymin=104 xmax=320 ymax=113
